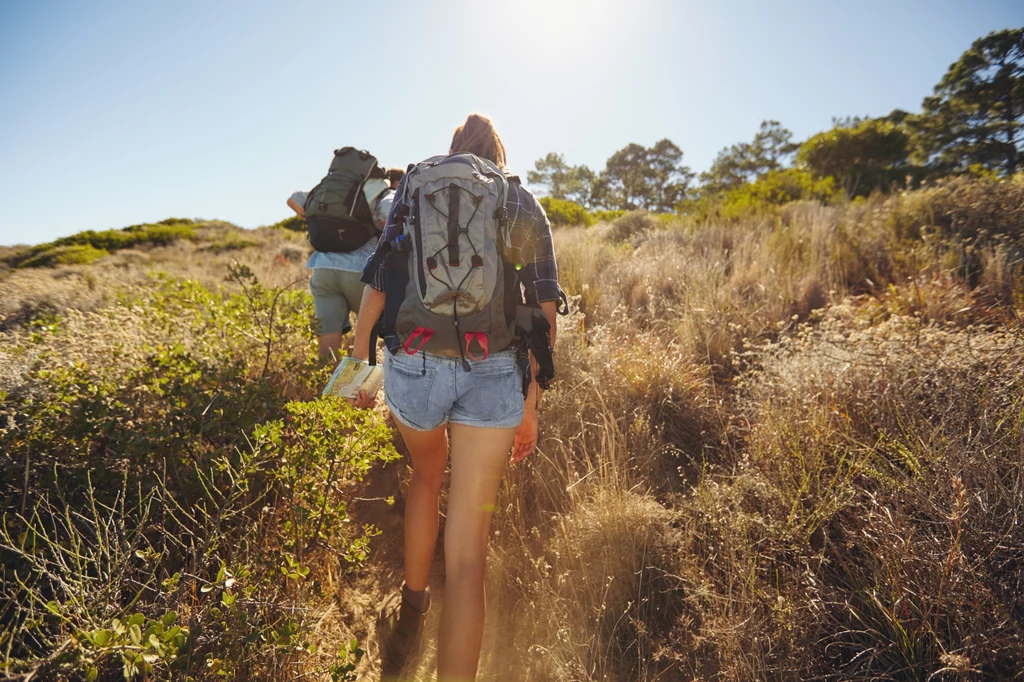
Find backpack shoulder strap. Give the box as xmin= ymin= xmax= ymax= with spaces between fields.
xmin=487 ymin=169 xmax=513 ymax=248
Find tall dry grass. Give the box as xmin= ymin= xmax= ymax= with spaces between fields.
xmin=471 ymin=179 xmax=1024 ymax=681
xmin=2 ymin=177 xmax=1022 ymax=680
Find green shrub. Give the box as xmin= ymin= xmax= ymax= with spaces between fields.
xmin=887 ymin=175 xmax=1024 ymax=243
xmin=605 ymin=210 xmax=656 ymax=242
xmin=18 ymin=243 xmax=108 ymax=268
xmin=269 ymin=215 xmax=307 ymax=232
xmin=136 ymin=224 xmax=195 ymax=246
xmin=797 ymin=117 xmax=913 ymax=196
xmin=539 ymin=197 xmax=594 ymax=227
xmin=590 ymin=209 xmax=627 ymax=223
xmin=0 ymin=266 xmax=395 ymax=680
xmin=685 ymin=169 xmax=836 ymax=221
xmin=14 ymin=224 xmax=196 ymax=269
xmin=722 ymin=169 xmax=834 ymax=217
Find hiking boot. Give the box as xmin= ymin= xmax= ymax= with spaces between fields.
xmin=378 ymin=585 xmax=430 ymax=679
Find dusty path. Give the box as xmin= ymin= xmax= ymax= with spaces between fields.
xmin=342 ymin=422 xmax=448 ymax=681
xmin=341 ymin=416 xmax=519 ymax=681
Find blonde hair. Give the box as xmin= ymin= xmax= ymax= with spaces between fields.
xmin=449 ymin=113 xmax=507 ymax=169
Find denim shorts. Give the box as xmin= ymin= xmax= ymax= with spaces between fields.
xmin=382 ymin=348 xmax=524 ymax=431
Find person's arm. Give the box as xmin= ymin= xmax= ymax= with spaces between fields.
xmin=351 ymin=285 xmax=384 ymax=362
xmin=540 ymin=300 xmax=557 ymax=349
xmin=510 ymin=187 xmax=561 ymax=462
xmin=512 ymin=352 xmax=540 ymax=463
xmin=510 ymin=298 xmax=558 ymax=462
xmin=523 ymin=301 xmax=558 ymax=413
xmin=286 ymin=196 xmax=305 ymax=219
xmin=346 ymin=285 xmax=385 ymax=408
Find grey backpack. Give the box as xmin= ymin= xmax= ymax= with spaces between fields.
xmin=389 ymin=153 xmax=520 ymax=364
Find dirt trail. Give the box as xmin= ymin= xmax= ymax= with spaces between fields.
xmin=342 ymin=423 xmax=448 ymax=680
xmin=341 ymin=421 xmax=520 ymax=680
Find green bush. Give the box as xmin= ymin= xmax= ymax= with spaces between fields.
xmin=14 ymin=223 xmax=196 ymax=268
xmin=269 ymin=215 xmax=307 ymax=232
xmin=605 ymin=210 xmax=657 ymax=242
xmin=0 ymin=266 xmax=395 ymax=680
xmin=797 ymin=118 xmax=913 ymax=196
xmin=52 ymin=224 xmax=196 ymax=250
xmin=590 ymin=209 xmax=627 ymax=223
xmin=685 ymin=169 xmax=836 ymax=221
xmin=135 ymin=224 xmax=195 ymax=246
xmin=887 ymin=175 xmax=1024 ymax=243
xmin=18 ymin=243 xmax=108 ymax=268
xmin=539 ymin=197 xmax=594 ymax=227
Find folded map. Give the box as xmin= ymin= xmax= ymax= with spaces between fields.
xmin=322 ymin=356 xmax=384 ymax=400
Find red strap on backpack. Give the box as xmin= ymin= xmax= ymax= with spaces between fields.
xmin=403 ymin=327 xmax=434 ymax=355
xmin=464 ymin=332 xmax=489 ymax=362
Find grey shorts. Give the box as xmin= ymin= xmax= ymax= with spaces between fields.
xmin=309 ymin=268 xmax=365 ymax=335
xmin=383 ymin=348 xmax=524 ymax=431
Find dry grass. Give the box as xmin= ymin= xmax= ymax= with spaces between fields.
xmin=470 ymin=179 xmax=1024 ymax=681
xmin=0 ymin=222 xmax=310 ymax=329
xmin=2 ymin=178 xmax=1023 ymax=680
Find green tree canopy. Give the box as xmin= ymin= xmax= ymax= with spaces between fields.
xmin=798 ymin=113 xmax=913 ymax=196
xmin=527 ymin=153 xmax=598 ymax=208
xmin=912 ymin=28 xmax=1024 ymax=175
xmin=699 ymin=120 xmax=799 ymax=195
xmin=528 ymin=153 xmax=571 ymax=198
xmin=594 ymin=139 xmax=693 ymax=211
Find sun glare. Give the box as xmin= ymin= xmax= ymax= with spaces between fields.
xmin=481 ymin=0 xmax=621 ymax=68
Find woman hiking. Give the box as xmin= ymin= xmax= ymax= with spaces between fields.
xmin=349 ymin=113 xmax=560 ymax=681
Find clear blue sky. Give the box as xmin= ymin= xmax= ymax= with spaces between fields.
xmin=1 ymin=0 xmax=1021 ymax=246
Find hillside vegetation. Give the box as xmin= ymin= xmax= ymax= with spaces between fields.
xmin=2 ymin=29 xmax=1022 ymax=679
xmin=1 ymin=170 xmax=1022 ymax=680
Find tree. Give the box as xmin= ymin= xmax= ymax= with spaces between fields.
xmin=527 ymin=153 xmax=597 ymax=208
xmin=527 ymin=153 xmax=572 ymax=199
xmin=563 ymin=164 xmax=597 ymax=208
xmin=646 ymin=139 xmax=695 ymax=212
xmin=699 ymin=120 xmax=799 ymax=195
xmin=798 ymin=113 xmax=913 ymax=196
xmin=751 ymin=120 xmax=800 ymax=171
xmin=913 ymin=28 xmax=1024 ymax=175
xmin=595 ymin=139 xmax=693 ymax=211
xmin=597 ymin=143 xmax=650 ymax=210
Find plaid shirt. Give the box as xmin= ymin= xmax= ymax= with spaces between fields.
xmin=361 ymin=171 xmax=560 ymax=304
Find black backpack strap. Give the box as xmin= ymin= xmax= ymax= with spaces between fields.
xmin=556 ymin=288 xmax=570 ymax=316
xmin=483 ymin=168 xmax=511 ymax=249
xmin=512 ymin=304 xmax=556 ymax=391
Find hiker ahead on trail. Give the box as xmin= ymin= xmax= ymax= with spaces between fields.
xmin=288 ymin=152 xmax=405 ymax=359
xmin=350 ymin=113 xmax=565 ymax=681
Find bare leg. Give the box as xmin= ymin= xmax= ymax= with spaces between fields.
xmin=318 ymin=331 xmax=344 ymax=361
xmin=436 ymin=423 xmax=516 ymax=682
xmin=393 ymin=420 xmax=449 ymax=592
